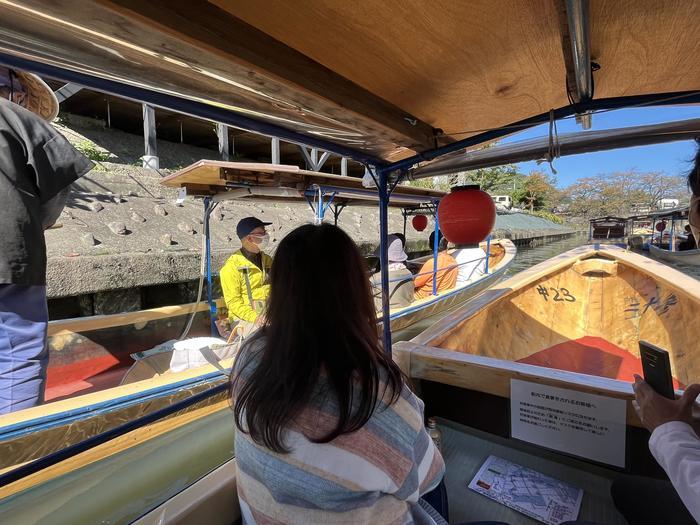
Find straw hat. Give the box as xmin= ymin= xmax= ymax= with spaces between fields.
xmin=11 ymin=70 xmax=59 ymax=121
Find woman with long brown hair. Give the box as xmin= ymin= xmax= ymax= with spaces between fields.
xmin=687 ymin=139 xmax=700 ymax=247
xmin=230 ymin=224 xmax=446 ymax=524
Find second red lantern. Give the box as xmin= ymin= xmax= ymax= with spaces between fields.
xmin=412 ymin=214 xmax=428 ymax=232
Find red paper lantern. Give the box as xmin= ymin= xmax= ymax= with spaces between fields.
xmin=437 ymin=185 xmax=496 ymax=244
xmin=656 ymin=221 xmax=667 ymax=232
xmin=412 ymin=214 xmax=428 ymax=232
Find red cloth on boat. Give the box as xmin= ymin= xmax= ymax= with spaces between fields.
xmin=518 ymin=336 xmax=683 ymax=389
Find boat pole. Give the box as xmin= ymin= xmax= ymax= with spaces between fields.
xmin=377 ymin=167 xmax=393 ymax=354
xmin=432 ymin=204 xmax=440 ymax=296
xmin=203 ymin=197 xmax=217 ymax=336
xmin=485 ymin=235 xmax=491 ymax=274
xmin=670 ymin=217 xmax=676 ymax=252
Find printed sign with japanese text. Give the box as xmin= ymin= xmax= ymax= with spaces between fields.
xmin=510 ymin=379 xmax=626 ymax=467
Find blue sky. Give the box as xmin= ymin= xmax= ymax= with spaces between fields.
xmin=501 ymin=105 xmax=700 ymax=188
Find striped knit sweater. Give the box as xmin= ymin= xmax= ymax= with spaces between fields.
xmin=232 ymin=339 xmax=445 ymax=524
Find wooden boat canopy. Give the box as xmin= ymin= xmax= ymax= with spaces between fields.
xmin=589 ymin=216 xmax=628 ymax=239
xmin=0 ymin=1 xmax=698 ymax=166
xmin=161 ymin=160 xmax=445 ymax=207
xmin=648 ymin=206 xmax=690 ymax=220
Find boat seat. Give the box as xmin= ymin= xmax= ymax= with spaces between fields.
xmin=133 ymin=458 xmax=241 ymax=525
xmin=572 ymin=258 xmax=618 ymax=277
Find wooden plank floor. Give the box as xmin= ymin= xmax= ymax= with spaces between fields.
xmin=440 ymin=421 xmax=627 ymax=524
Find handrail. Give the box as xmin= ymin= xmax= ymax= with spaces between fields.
xmin=370 ymin=255 xmax=489 ymax=285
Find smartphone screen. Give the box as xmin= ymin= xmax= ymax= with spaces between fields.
xmin=639 ymin=341 xmax=675 ymax=400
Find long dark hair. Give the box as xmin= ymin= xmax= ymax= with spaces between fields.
xmin=689 ymin=138 xmax=700 ymax=196
xmin=231 ymin=224 xmax=405 ymax=453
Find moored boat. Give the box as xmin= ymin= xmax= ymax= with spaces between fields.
xmin=0 ymin=159 xmax=515 ymax=472
xmin=649 ymin=243 xmax=700 ymax=265
xmin=405 ymin=244 xmax=697 ymax=389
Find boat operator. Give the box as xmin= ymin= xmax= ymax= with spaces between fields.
xmin=0 ymin=68 xmax=94 ymax=414
xmin=220 ymin=216 xmax=273 ymax=334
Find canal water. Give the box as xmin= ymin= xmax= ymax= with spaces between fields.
xmin=395 ymin=232 xmax=700 ymax=341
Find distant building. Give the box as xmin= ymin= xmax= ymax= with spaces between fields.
xmin=631 ymin=203 xmax=652 ymax=214
xmin=658 ymin=198 xmax=680 ymax=210
xmin=491 ymin=195 xmax=512 ymax=209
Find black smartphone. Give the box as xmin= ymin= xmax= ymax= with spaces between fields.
xmin=639 ymin=341 xmax=675 ymax=400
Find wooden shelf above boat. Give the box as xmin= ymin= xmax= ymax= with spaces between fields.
xmin=161 ymin=160 xmax=445 ymax=207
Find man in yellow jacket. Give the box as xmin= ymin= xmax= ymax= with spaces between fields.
xmin=220 ymin=217 xmax=273 ymax=326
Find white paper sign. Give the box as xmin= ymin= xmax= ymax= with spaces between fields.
xmin=510 ymin=379 xmax=626 ymax=467
xmin=176 ymin=186 xmax=187 ymax=204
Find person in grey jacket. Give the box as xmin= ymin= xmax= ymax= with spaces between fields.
xmin=0 ymin=68 xmax=93 ymax=413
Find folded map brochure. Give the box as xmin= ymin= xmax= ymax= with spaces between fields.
xmin=468 ymin=455 xmax=583 ymax=525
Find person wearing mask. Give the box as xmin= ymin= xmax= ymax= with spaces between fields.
xmin=230 ymin=224 xmax=449 ymax=524
xmin=0 ymin=68 xmax=94 ymax=413
xmin=611 ymin=376 xmax=700 ymax=525
xmin=452 ymin=241 xmax=488 ymax=286
xmin=414 ymin=231 xmax=458 ymax=299
xmin=370 ymin=233 xmax=414 ymax=312
xmin=220 ymin=217 xmax=272 ymax=330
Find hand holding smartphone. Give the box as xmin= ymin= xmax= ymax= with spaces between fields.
xmin=639 ymin=340 xmax=675 ymax=399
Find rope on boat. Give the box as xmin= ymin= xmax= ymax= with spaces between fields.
xmin=179 ymin=200 xmax=218 ymax=339
xmin=0 ymin=381 xmax=228 ymax=488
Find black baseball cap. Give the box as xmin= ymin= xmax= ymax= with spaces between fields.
xmin=236 ymin=216 xmax=272 ymax=239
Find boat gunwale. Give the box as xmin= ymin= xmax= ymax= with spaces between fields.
xmin=393 ymin=340 xmax=644 ymax=427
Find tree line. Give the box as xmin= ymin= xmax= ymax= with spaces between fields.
xmin=408 ymin=164 xmax=689 ymax=222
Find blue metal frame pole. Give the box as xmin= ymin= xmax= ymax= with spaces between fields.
xmin=203 ymin=198 xmax=217 ymax=336
xmin=377 ymin=168 xmax=393 ymax=355
xmin=432 ymin=208 xmax=440 ymax=296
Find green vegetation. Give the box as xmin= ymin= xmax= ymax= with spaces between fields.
xmin=75 ymin=141 xmax=111 ymax=162
xmin=530 ymin=210 xmax=564 ymax=224
xmin=511 ymin=171 xmax=559 ymax=212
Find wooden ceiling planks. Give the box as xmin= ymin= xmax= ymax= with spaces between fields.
xmin=215 ymin=0 xmax=569 ymax=139
xmin=589 ymin=0 xmax=700 ymax=99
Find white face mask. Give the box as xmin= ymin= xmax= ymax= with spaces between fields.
xmin=252 ymin=233 xmax=269 ymax=250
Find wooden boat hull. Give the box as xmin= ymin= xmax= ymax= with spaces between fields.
xmin=45 ymin=304 xmax=213 ymax=402
xmin=397 ymin=244 xmax=700 ymax=429
xmin=42 ymin=239 xmax=514 ymax=400
xmin=648 ymin=243 xmax=700 ymax=265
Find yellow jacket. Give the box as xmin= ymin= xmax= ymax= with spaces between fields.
xmin=220 ymin=250 xmax=272 ymax=323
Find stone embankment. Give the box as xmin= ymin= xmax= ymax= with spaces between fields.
xmin=45 ymin=115 xmax=576 ymax=318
